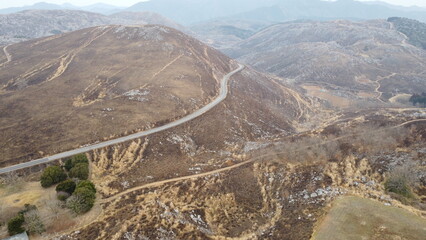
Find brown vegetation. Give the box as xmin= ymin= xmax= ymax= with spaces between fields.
xmin=0 ymin=25 xmax=232 ymax=166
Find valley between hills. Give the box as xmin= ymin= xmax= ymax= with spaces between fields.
xmin=0 ymin=3 xmax=426 ymax=240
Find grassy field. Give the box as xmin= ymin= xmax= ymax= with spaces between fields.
xmin=312 ymin=196 xmax=426 ymax=240
xmin=0 ymin=180 xmax=101 ymax=239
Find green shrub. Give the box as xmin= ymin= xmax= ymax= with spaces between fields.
xmin=64 ymin=159 xmax=74 ymax=172
xmin=69 ymin=163 xmax=89 ymax=180
xmin=72 ymin=154 xmax=89 ymax=164
xmin=76 ymin=180 xmax=96 ymax=193
xmin=40 ymin=166 xmax=67 ymax=188
xmin=7 ymin=214 xmax=25 ymax=236
xmin=64 ymin=154 xmax=89 ymax=171
xmin=56 ymin=180 xmax=76 ymax=194
xmin=66 ymin=187 xmax=96 ymax=214
xmin=57 ymin=191 xmax=71 ymax=201
xmin=385 ymin=177 xmax=414 ymax=199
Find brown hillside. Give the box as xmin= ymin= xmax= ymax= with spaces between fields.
xmin=0 ymin=25 xmax=233 ymax=166
xmin=228 ymin=20 xmax=426 ymax=107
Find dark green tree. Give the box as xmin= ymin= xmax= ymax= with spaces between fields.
xmin=64 ymin=159 xmax=74 ymax=172
xmin=40 ymin=166 xmax=67 ymax=188
xmin=409 ymin=93 xmax=426 ymax=107
xmin=76 ymin=180 xmax=96 ymax=193
xmin=72 ymin=154 xmax=89 ymax=164
xmin=7 ymin=214 xmax=25 ymax=236
xmin=64 ymin=154 xmax=89 ymax=171
xmin=66 ymin=187 xmax=96 ymax=214
xmin=55 ymin=179 xmax=76 ymax=195
xmin=69 ymin=163 xmax=89 ymax=180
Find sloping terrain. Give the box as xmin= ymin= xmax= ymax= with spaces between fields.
xmin=0 ymin=23 xmax=326 ymax=239
xmin=228 ymin=20 xmax=426 ymax=107
xmin=0 ymin=10 xmax=184 ymax=45
xmin=0 ymin=25 xmax=235 ymax=167
xmin=313 ymin=196 xmax=426 ymax=240
xmin=49 ymin=108 xmax=426 ymax=239
xmin=0 ymin=24 xmax=316 ymax=170
xmin=389 ymin=17 xmax=426 ymax=50
xmin=191 ymin=19 xmax=272 ymax=50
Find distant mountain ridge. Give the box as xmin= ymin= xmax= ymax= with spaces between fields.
xmin=125 ymin=0 xmax=426 ymax=24
xmin=0 ymin=2 xmax=124 ymax=15
xmin=1 ymin=1 xmax=425 ymax=24
xmin=0 ymin=9 xmax=185 ymax=45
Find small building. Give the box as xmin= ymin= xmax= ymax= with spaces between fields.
xmin=2 ymin=232 xmax=29 ymax=240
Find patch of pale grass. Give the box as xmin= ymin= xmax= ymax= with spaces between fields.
xmin=312 ymin=196 xmax=426 ymax=240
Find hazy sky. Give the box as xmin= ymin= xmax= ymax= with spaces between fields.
xmin=1 ymin=0 xmax=426 ymax=8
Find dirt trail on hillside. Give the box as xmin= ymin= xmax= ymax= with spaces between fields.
xmin=46 ymin=27 xmax=113 ymax=82
xmin=374 ymin=73 xmax=397 ymax=102
xmin=101 ymin=118 xmax=426 ymax=203
xmin=151 ymin=54 xmax=184 ymax=80
xmin=389 ymin=21 xmax=426 ymax=69
xmin=2 ymin=27 xmax=114 ymax=90
xmin=0 ymin=45 xmax=11 ymax=67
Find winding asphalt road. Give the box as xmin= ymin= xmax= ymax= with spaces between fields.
xmin=0 ymin=64 xmax=245 ymax=174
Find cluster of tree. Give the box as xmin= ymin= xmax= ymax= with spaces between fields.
xmin=40 ymin=154 xmax=89 ymax=188
xmin=65 ymin=180 xmax=96 ymax=214
xmin=64 ymin=154 xmax=90 ymax=180
xmin=39 ymin=154 xmax=96 ymax=214
xmin=409 ymin=92 xmax=426 ymax=107
xmin=7 ymin=204 xmax=44 ymax=236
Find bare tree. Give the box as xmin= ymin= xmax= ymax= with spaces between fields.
xmin=24 ymin=209 xmax=45 ymax=235
xmin=43 ymin=197 xmax=63 ymax=220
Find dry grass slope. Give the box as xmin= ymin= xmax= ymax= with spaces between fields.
xmin=0 ymin=25 xmax=232 ymax=166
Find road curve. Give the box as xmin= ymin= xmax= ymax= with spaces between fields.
xmin=0 ymin=64 xmax=245 ymax=174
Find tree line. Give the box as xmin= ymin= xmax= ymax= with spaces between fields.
xmin=409 ymin=92 xmax=426 ymax=107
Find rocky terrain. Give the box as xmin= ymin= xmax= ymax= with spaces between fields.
xmin=227 ymin=20 xmax=426 ymax=107
xmin=47 ymin=108 xmax=426 ymax=239
xmin=0 ymin=10 xmax=184 ymax=45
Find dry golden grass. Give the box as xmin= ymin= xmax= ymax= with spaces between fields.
xmin=312 ymin=196 xmax=426 ymax=240
xmin=302 ymin=84 xmax=351 ymax=109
